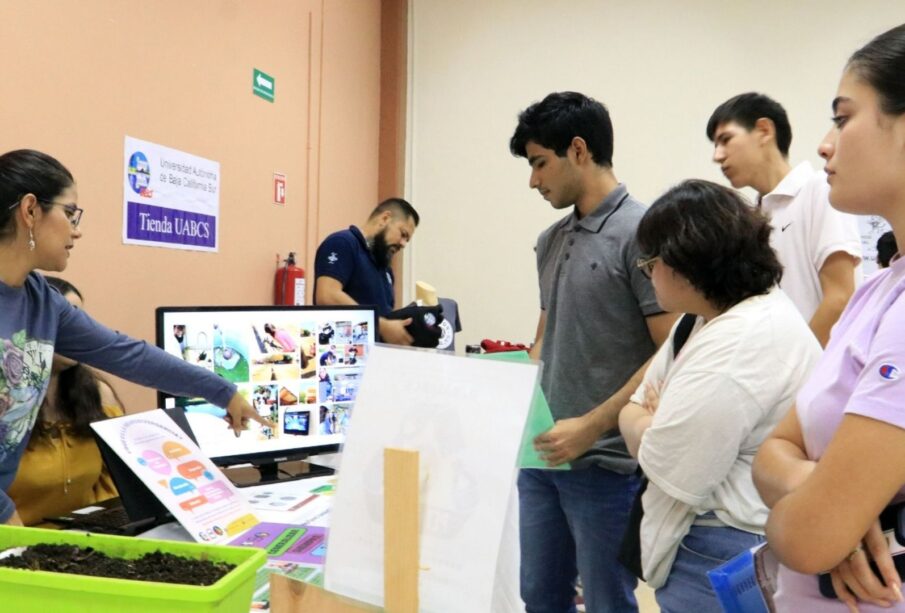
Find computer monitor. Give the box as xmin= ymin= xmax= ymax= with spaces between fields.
xmin=155 ymin=305 xmax=377 ymax=486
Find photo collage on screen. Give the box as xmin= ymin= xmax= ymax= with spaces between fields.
xmin=164 ymin=312 xmax=372 ymax=444
xmin=314 ymin=319 xmax=369 ymax=437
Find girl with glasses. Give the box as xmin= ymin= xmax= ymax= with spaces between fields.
xmin=618 ymin=180 xmax=821 ymax=611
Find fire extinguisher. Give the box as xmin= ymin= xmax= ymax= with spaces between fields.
xmin=274 ymin=252 xmax=306 ymax=305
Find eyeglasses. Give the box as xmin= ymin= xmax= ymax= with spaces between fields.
xmin=41 ymin=201 xmax=84 ymax=228
xmin=636 ymin=256 xmax=661 ymax=278
xmin=7 ymin=199 xmax=84 ymax=228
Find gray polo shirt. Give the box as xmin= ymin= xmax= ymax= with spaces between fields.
xmin=536 ymin=184 xmax=662 ymax=473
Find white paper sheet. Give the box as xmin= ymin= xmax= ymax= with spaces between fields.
xmin=324 ymin=345 xmax=537 ymax=612
xmin=492 ymin=481 xmax=523 ymax=613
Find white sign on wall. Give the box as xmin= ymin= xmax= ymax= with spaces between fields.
xmin=123 ymin=136 xmax=221 ymax=252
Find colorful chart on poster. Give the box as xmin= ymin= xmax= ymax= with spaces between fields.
xmin=92 ymin=410 xmax=258 ymax=544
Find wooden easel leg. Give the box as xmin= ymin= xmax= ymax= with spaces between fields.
xmin=384 ymin=448 xmax=420 ymax=613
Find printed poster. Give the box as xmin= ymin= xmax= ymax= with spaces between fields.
xmin=91 ymin=410 xmax=258 ymax=544
xmin=230 ymin=522 xmax=328 ymax=565
xmin=123 ymin=135 xmax=220 ymax=252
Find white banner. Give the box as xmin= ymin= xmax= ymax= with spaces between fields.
xmin=123 ymin=136 xmax=220 ymax=252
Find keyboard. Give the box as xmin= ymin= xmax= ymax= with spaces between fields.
xmin=66 ymin=506 xmax=133 ymax=529
xmin=46 ymin=503 xmax=156 ymax=535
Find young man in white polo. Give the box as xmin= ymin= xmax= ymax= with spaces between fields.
xmin=707 ymin=92 xmax=862 ymax=346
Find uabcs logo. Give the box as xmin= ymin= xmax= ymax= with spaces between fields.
xmin=879 ymin=364 xmax=900 ymax=381
xmin=197 ymin=525 xmax=225 ymax=542
xmin=128 ymin=151 xmax=153 ymax=197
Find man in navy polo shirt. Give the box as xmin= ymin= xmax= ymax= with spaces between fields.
xmin=314 ymin=198 xmax=419 ymax=345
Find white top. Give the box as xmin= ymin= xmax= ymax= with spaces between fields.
xmin=759 ymin=161 xmax=863 ymax=322
xmin=633 ymin=289 xmax=821 ymax=588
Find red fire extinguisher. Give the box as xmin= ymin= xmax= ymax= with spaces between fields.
xmin=274 ymin=252 xmax=306 ymax=305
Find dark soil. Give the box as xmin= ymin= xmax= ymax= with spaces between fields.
xmin=0 ymin=544 xmax=235 ymax=586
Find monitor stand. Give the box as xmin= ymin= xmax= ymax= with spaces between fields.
xmin=223 ymin=458 xmax=335 ymax=488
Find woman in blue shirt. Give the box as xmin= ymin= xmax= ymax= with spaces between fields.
xmin=0 ymin=149 xmax=270 ymax=525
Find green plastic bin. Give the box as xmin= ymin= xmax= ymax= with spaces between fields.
xmin=0 ymin=526 xmax=266 ymax=612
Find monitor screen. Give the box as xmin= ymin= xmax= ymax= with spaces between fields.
xmin=155 ymin=305 xmax=377 ymax=476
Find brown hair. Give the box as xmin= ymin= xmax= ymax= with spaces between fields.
xmin=30 ymin=277 xmax=124 ymax=443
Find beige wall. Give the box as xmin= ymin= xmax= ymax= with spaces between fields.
xmin=408 ymin=2 xmax=905 ymax=350
xmin=0 ymin=0 xmax=384 ymax=411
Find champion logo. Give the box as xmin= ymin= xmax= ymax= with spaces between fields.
xmin=879 ymin=364 xmax=900 ymax=380
xmin=327 ymin=252 xmax=338 ymax=264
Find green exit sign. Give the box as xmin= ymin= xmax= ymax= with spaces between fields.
xmin=253 ymin=69 xmax=275 ymax=102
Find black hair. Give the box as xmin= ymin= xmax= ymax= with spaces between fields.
xmin=369 ymin=197 xmax=420 ymax=227
xmin=847 ymin=24 xmax=905 ymax=116
xmin=43 ymin=276 xmax=83 ymax=302
xmin=30 ymin=276 xmax=123 ymax=443
xmin=877 ymin=231 xmax=898 ymax=268
xmin=637 ymin=180 xmax=782 ymax=311
xmin=706 ymin=93 xmax=793 ymax=157
xmin=0 ymin=150 xmax=74 ymax=240
xmin=509 ymin=91 xmax=614 ymax=167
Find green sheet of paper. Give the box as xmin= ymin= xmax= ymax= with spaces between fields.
xmin=474 ymin=350 xmax=569 ymax=470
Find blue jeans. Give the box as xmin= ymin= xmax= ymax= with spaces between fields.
xmin=656 ymin=521 xmax=765 ymax=613
xmin=518 ymin=466 xmax=640 ymax=613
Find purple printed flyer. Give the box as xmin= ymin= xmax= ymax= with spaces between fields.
xmin=230 ymin=522 xmax=328 ymax=565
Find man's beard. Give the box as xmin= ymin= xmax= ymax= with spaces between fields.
xmin=370 ymin=228 xmax=394 ymax=268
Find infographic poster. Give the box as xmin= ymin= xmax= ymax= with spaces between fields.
xmin=92 ymin=410 xmax=258 ymax=544
xmin=122 ymin=135 xmax=220 ymax=252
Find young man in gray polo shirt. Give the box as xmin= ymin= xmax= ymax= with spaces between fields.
xmin=510 ymin=91 xmax=676 ymax=612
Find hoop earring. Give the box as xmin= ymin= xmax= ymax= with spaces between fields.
xmin=27 ymin=228 xmax=36 ymax=251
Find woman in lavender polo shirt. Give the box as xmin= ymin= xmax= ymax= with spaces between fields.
xmin=753 ymin=24 xmax=905 ymax=611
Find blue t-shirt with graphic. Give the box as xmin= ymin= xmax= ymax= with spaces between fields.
xmin=0 ymin=273 xmax=236 ymax=522
xmin=313 ymin=226 xmax=395 ymax=316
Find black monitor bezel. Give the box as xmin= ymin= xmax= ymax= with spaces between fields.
xmin=154 ymin=304 xmax=378 ymax=470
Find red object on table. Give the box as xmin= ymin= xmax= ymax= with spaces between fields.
xmin=480 ymin=339 xmax=530 ymax=353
